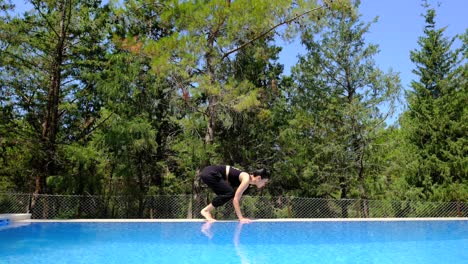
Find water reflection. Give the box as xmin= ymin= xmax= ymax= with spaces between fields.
xmin=201 ymin=221 xmax=214 ymax=240
xmin=234 ymin=222 xmax=251 ymax=264
xmin=200 ymin=221 xmax=251 ymax=264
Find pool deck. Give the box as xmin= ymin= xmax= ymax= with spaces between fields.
xmin=0 ymin=214 xmax=31 ymax=222
xmin=13 ymin=217 xmax=467 ymax=223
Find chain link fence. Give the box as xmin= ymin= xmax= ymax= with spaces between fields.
xmin=0 ymin=193 xmax=466 ymax=219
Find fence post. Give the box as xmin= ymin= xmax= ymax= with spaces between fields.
xmin=27 ymin=193 xmax=32 ymax=214
xmin=456 ymin=201 xmax=461 ymax=217
xmin=187 ymin=195 xmax=193 ymax=219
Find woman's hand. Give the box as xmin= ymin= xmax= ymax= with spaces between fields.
xmin=239 ymin=217 xmax=252 ymax=223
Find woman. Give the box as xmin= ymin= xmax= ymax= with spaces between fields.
xmin=199 ymin=165 xmax=270 ymax=222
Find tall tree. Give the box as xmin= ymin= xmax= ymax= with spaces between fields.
xmin=0 ymin=0 xmax=110 ymax=194
xmin=281 ymin=0 xmax=400 ymax=215
xmin=90 ymin=0 xmax=188 ymax=203
xmin=217 ymin=35 xmax=284 ymax=170
xmin=401 ymin=3 xmax=467 ymax=201
xmin=140 ymin=0 xmax=351 ymax=167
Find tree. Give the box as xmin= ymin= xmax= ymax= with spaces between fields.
xmin=91 ymin=0 xmax=187 ymax=201
xmin=216 ymin=35 xmax=284 ymax=170
xmin=0 ymin=0 xmax=110 ymax=194
xmin=140 ymin=0 xmax=351 ymax=166
xmin=401 ymin=3 xmax=467 ymax=201
xmin=281 ymin=0 xmax=400 ymax=215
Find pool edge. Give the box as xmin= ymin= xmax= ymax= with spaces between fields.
xmin=18 ymin=217 xmax=467 ymax=223
xmin=0 ymin=213 xmax=31 ymax=222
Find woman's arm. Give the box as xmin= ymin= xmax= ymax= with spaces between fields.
xmin=233 ymin=172 xmax=251 ymax=222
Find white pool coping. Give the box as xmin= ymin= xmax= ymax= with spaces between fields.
xmin=17 ymin=217 xmax=467 ymax=223
xmin=0 ymin=214 xmax=31 ymax=221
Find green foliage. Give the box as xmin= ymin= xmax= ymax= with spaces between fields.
xmin=144 ymin=0 xmax=338 ymax=164
xmin=90 ymin=0 xmax=183 ymax=197
xmin=0 ymin=0 xmax=111 ymax=194
xmin=280 ymin=0 xmax=401 ymax=202
xmin=0 ymin=0 xmax=465 ymax=207
xmin=399 ymin=4 xmax=467 ymax=202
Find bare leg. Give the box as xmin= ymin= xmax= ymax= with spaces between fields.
xmin=201 ymin=203 xmax=216 ymax=221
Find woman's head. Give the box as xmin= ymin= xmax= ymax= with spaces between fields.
xmin=251 ymin=168 xmax=270 ymax=189
xmin=252 ymin=168 xmax=270 ymax=179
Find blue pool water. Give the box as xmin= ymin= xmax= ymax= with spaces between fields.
xmin=0 ymin=220 xmax=467 ymax=264
xmin=0 ymin=219 xmax=9 ymax=226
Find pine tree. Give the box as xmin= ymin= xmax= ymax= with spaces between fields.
xmin=91 ymin=0 xmax=182 ymax=202
xmin=140 ymin=0 xmax=351 ymax=166
xmin=282 ymin=0 xmax=401 ymax=215
xmin=402 ymin=3 xmax=467 ymax=201
xmin=0 ymin=0 xmax=110 ymax=194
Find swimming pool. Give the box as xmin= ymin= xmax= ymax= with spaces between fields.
xmin=0 ymin=220 xmax=467 ymax=263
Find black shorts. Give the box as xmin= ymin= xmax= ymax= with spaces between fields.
xmin=200 ymin=166 xmax=235 ymax=207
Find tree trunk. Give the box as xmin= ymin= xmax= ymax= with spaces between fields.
xmin=204 ymin=41 xmax=216 ymax=146
xmin=137 ymin=158 xmax=146 ymax=218
xmin=35 ymin=0 xmax=68 ymax=195
xmin=189 ymin=170 xmax=202 ymax=219
xmin=358 ymin=159 xmax=369 ymax=217
xmin=339 ymin=178 xmax=349 ymax=218
xmin=205 ymin=96 xmax=216 ymax=145
xmin=356 ymin=136 xmax=369 ymax=217
xmin=203 ymin=4 xmax=227 ymax=147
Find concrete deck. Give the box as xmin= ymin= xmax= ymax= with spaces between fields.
xmin=0 ymin=214 xmax=31 ymax=222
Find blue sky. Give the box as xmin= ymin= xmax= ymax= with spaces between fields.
xmin=278 ymin=0 xmax=467 ymax=106
xmin=278 ymin=0 xmax=467 ymax=124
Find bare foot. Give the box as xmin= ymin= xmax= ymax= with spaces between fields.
xmin=201 ymin=209 xmax=216 ymax=221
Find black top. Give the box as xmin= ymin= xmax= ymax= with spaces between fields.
xmin=227 ymin=166 xmax=242 ymax=187
xmin=207 ymin=165 xmax=243 ymax=187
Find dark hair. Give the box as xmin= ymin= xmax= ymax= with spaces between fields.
xmin=252 ymin=168 xmax=270 ymax=179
